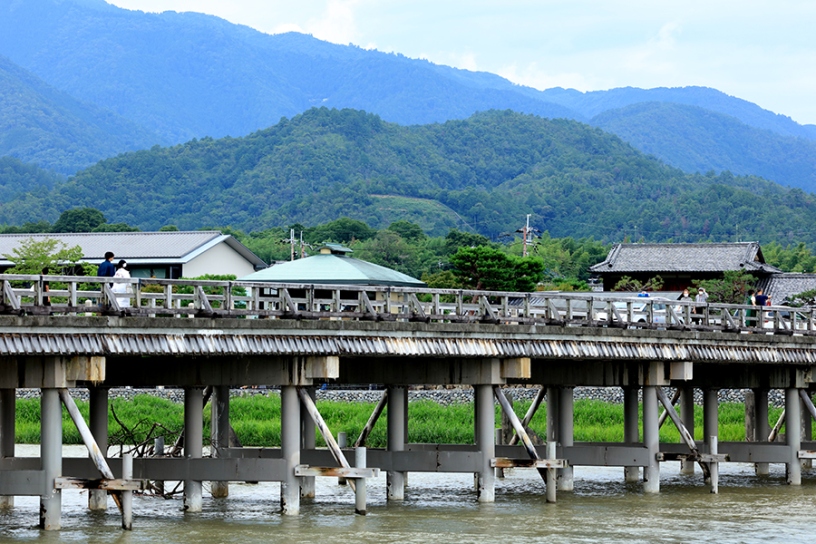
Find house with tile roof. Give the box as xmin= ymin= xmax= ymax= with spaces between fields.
xmin=0 ymin=231 xmax=266 ymax=279
xmin=755 ymin=273 xmax=816 ymax=305
xmin=589 ymin=242 xmax=781 ymax=291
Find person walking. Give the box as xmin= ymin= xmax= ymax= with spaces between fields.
xmin=112 ymin=260 xmax=132 ymax=308
xmin=745 ymin=289 xmax=757 ymax=326
xmin=755 ymin=289 xmax=769 ymax=307
xmin=97 ymin=251 xmax=116 ymax=277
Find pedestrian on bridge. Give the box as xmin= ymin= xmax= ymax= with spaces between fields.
xmin=97 ymin=252 xmax=116 ymax=277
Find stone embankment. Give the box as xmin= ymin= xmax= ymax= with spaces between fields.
xmin=15 ymin=386 xmax=787 ymax=407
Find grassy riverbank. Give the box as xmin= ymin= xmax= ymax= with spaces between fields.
xmin=13 ymin=395 xmax=794 ymax=447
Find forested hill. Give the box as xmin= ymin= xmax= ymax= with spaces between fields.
xmin=592 ymin=102 xmax=816 ymax=192
xmin=3 ymin=108 xmax=816 ymax=246
xmin=0 ymin=54 xmax=162 ymax=175
xmin=3 ymin=0 xmax=816 ymax=194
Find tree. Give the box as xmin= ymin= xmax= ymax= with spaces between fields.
xmin=692 ymin=271 xmax=756 ymax=304
xmin=450 ymin=246 xmax=543 ymax=292
xmin=445 ymin=229 xmax=491 ymax=253
xmin=613 ymin=275 xmax=664 ymax=292
xmin=308 ymin=217 xmax=375 ymax=244
xmin=387 ymin=220 xmax=426 ymax=242
xmin=3 ymin=237 xmax=92 ymax=275
xmin=92 ymin=223 xmax=140 ymax=232
xmin=52 ymin=208 xmax=106 ymax=233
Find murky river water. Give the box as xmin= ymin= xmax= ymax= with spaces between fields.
xmin=1 ymin=446 xmax=815 ymax=543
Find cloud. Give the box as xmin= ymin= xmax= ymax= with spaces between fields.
xmin=303 ymin=0 xmax=361 ymax=44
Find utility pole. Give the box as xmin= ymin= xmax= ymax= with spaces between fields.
xmin=523 ymin=214 xmax=531 ymax=257
xmin=290 ymin=228 xmax=295 ymax=261
xmin=300 ymin=231 xmax=306 ymax=259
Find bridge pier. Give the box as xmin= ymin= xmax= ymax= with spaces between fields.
xmin=680 ymin=386 xmax=695 ymax=475
xmin=300 ymin=386 xmax=316 ymax=499
xmin=475 ymin=384 xmax=495 ymax=502
xmin=88 ymin=386 xmax=109 ymax=510
xmin=0 ymin=387 xmax=15 ymax=509
xmin=754 ymin=388 xmax=770 ymax=476
xmin=211 ymin=385 xmax=230 ymax=499
xmin=183 ymin=387 xmax=203 ymax=512
xmin=623 ymin=386 xmax=640 ymax=483
xmin=40 ymin=388 xmax=62 ymax=530
xmin=281 ymin=385 xmax=301 ymax=515
xmin=785 ymin=387 xmax=801 ymax=485
xmin=642 ymin=385 xmax=659 ymax=493
xmin=703 ymin=388 xmax=718 ymax=485
xmin=557 ymin=387 xmax=574 ymax=491
xmin=387 ymin=386 xmax=407 ymax=501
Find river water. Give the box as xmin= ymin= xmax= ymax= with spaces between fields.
xmin=1 ymin=446 xmax=814 ymax=543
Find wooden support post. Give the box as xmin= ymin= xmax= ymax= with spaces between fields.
xmin=211 ymin=385 xmax=230 ymax=499
xmin=354 ymin=447 xmax=367 ymax=515
xmin=709 ymin=436 xmax=719 ymax=494
xmin=40 ymin=389 xmax=62 ymax=530
xmin=744 ymin=390 xmax=756 ymax=444
xmin=785 ymin=388 xmax=802 ymax=485
xmin=680 ymin=387 xmax=695 ymax=475
xmin=475 ymin=384 xmax=495 ymax=503
xmin=643 ymin=386 xmax=660 ymax=493
xmin=623 ymin=386 xmax=640 ymax=483
xmin=387 ymin=386 xmax=406 ymax=501
xmin=300 ymin=387 xmax=316 ymax=499
xmin=557 ymin=387 xmax=574 ymax=491
xmin=88 ymin=386 xmax=109 ymax=510
xmin=508 ymin=387 xmax=545 ymax=446
xmin=546 ymin=441 xmax=557 ymax=503
xmin=121 ymin=453 xmax=133 ymax=530
xmin=656 ymin=387 xmax=710 ymax=480
xmin=0 ymin=388 xmax=15 ymax=509
xmin=296 ymin=387 xmax=356 ymax=493
xmin=755 ymin=388 xmax=770 ymax=476
xmin=183 ymin=387 xmax=203 ymax=512
xmin=703 ymin=388 xmax=718 ymax=485
xmin=493 ymin=386 xmax=546 ymax=483
xmin=154 ymin=436 xmax=165 ymax=495
xmin=495 ymin=429 xmax=505 ymax=479
xmin=337 ymin=432 xmax=347 ymax=486
xmin=500 ymin=390 xmax=514 ymax=445
xmin=281 ymin=386 xmax=301 ymax=515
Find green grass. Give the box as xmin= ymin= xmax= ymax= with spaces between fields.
xmin=12 ymin=395 xmax=802 ymax=447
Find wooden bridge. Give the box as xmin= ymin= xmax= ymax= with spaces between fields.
xmin=0 ymin=275 xmax=814 ymax=531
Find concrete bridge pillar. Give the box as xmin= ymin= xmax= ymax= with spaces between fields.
xmin=785 ymin=387 xmax=802 ymax=485
xmin=703 ymin=388 xmax=719 ymax=485
xmin=183 ymin=386 xmax=204 ymax=513
xmin=211 ymin=385 xmax=230 ymax=499
xmin=474 ymin=384 xmax=495 ymax=503
xmin=623 ymin=386 xmax=640 ymax=483
xmin=300 ymin=386 xmax=316 ymax=499
xmin=557 ymin=387 xmax=574 ymax=491
xmin=88 ymin=386 xmax=109 ymax=510
xmin=680 ymin=386 xmax=695 ymax=475
xmin=0 ymin=388 xmax=15 ymax=509
xmin=754 ymin=388 xmax=770 ymax=476
xmin=40 ymin=388 xmax=62 ymax=530
xmin=387 ymin=386 xmax=407 ymax=501
xmin=281 ymin=385 xmax=301 ymax=515
xmin=642 ymin=385 xmax=660 ymax=493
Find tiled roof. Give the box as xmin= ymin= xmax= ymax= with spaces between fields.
xmin=240 ymin=254 xmax=425 ymax=287
xmin=589 ymin=242 xmax=780 ymax=274
xmin=755 ymin=274 xmax=816 ymax=304
xmin=0 ymin=231 xmax=265 ymax=267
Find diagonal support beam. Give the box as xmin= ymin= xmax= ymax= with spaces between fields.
xmin=799 ymin=390 xmax=816 ymax=422
xmin=58 ymin=389 xmax=124 ymax=514
xmin=656 ymin=387 xmax=711 ymax=480
xmin=493 ymin=386 xmax=546 ymax=483
xmin=354 ymin=390 xmax=388 ymax=448
xmin=769 ymin=409 xmax=786 ymax=442
xmin=508 ymin=387 xmax=546 ymax=446
xmin=297 ymin=386 xmax=356 ymax=493
xmin=658 ymin=388 xmax=682 ymax=429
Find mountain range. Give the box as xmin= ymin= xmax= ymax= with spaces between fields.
xmin=1 ymin=0 xmax=816 ymax=236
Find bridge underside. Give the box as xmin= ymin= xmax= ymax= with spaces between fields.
xmin=1 ymin=316 xmax=815 ymax=530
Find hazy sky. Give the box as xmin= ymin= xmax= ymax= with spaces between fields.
xmin=106 ymin=1 xmax=816 ymax=124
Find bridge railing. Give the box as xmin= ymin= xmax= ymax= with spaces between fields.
xmin=1 ymin=275 xmax=814 ymax=335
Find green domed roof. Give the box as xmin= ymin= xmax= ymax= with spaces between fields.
xmin=240 ymin=253 xmax=425 ymax=287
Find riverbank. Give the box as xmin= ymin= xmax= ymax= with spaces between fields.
xmin=12 ymin=389 xmax=794 ymax=447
